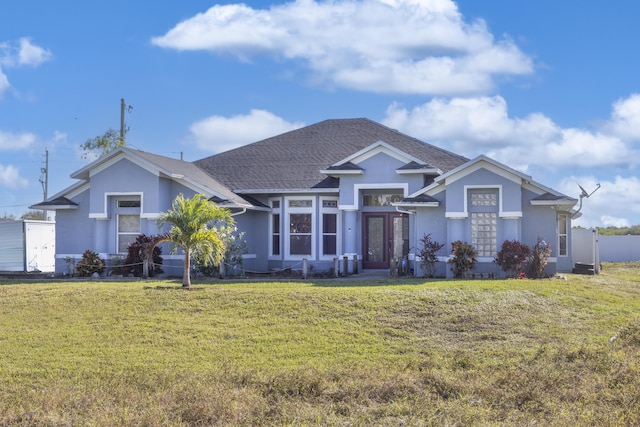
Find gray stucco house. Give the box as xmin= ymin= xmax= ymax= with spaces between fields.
xmin=32 ymin=118 xmax=578 ymax=278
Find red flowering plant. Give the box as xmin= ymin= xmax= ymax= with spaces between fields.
xmin=530 ymin=238 xmax=552 ymax=278
xmin=494 ymin=240 xmax=531 ymax=278
xmin=418 ymin=233 xmax=445 ymax=278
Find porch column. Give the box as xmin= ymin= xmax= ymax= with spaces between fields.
xmin=94 ymin=218 xmax=109 ymax=253
xmin=343 ymin=209 xmax=358 ymax=255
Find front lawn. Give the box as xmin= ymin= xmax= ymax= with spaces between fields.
xmin=1 ymin=263 xmax=639 ymax=426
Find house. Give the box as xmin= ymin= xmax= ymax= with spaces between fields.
xmin=31 ymin=118 xmax=578 ymax=278
xmin=0 ymin=220 xmax=55 ymax=273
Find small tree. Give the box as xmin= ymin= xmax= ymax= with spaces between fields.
xmin=123 ymin=234 xmax=164 ymax=277
xmin=494 ymin=240 xmax=531 ymax=278
xmin=157 ymin=194 xmax=233 ymax=288
xmin=530 ymin=238 xmax=551 ymax=279
xmin=81 ymin=128 xmax=124 ymax=160
xmin=419 ymin=233 xmax=445 ymax=278
xmin=76 ymin=249 xmax=105 ymax=277
xmin=448 ymin=241 xmax=477 ymax=279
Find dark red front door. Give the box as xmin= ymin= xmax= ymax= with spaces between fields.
xmin=362 ymin=213 xmax=408 ymax=269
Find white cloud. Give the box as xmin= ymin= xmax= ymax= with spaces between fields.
xmin=0 ymin=38 xmax=52 ymax=96
xmin=606 ymin=93 xmax=640 ymax=141
xmin=16 ymin=38 xmax=53 ymax=67
xmin=0 ymin=164 xmax=28 ymax=189
xmin=383 ymin=95 xmax=640 ymax=171
xmin=0 ymin=68 xmax=9 ymax=96
xmin=152 ymin=0 xmax=533 ymax=95
xmin=0 ymin=130 xmax=36 ymax=150
xmin=1 ymin=37 xmax=52 ymax=68
xmin=188 ymin=109 xmax=304 ymax=153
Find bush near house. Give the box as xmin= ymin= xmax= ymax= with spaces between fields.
xmin=530 ymin=238 xmax=552 ymax=278
xmin=75 ymin=250 xmax=105 ymax=277
xmin=494 ymin=240 xmax=531 ymax=278
xmin=448 ymin=240 xmax=478 ymax=278
xmin=122 ymin=234 xmax=164 ymax=277
xmin=418 ymin=233 xmax=445 ymax=278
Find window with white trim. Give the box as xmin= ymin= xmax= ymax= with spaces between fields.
xmin=558 ymin=213 xmax=568 ymax=256
xmin=115 ymin=196 xmax=141 ymax=253
xmin=286 ymin=198 xmax=314 ymax=258
xmin=117 ymin=214 xmax=140 ymax=253
xmin=321 ymin=198 xmax=339 ymax=257
xmin=270 ymin=199 xmax=281 ymax=257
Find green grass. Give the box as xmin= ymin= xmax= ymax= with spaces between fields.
xmin=1 ymin=263 xmax=640 ymax=426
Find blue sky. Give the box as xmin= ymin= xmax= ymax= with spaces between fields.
xmin=1 ymin=0 xmax=639 ymax=227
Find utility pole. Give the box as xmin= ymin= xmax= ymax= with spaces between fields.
xmin=39 ymin=149 xmax=48 ymax=220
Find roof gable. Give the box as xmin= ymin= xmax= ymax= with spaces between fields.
xmin=410 ymin=155 xmax=577 ymax=206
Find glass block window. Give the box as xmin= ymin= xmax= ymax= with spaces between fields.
xmin=471 ymin=212 xmax=497 ymax=257
xmin=471 ymin=192 xmax=497 ymax=207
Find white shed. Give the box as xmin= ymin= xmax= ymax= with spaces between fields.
xmin=0 ymin=220 xmax=56 ymax=272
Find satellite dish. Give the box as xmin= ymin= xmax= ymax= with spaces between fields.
xmin=578 ymin=184 xmax=589 ymax=198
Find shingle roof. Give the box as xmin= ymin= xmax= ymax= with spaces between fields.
xmin=194 ymin=118 xmax=468 ymax=192
xmin=130 ymin=149 xmax=254 ymax=207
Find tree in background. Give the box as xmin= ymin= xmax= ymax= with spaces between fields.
xmin=20 ymin=210 xmax=46 ymax=220
xmin=157 ymin=194 xmax=233 ymax=288
xmin=81 ymin=128 xmax=124 ymax=160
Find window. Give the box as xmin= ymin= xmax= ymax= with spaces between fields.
xmin=118 ymin=214 xmax=140 ymax=253
xmin=471 ymin=212 xmax=497 ymax=257
xmin=118 ymin=200 xmax=141 ymax=208
xmin=469 ymin=189 xmax=498 ymax=258
xmin=471 ymin=192 xmax=497 ymax=207
xmin=290 ymin=213 xmax=312 ymax=255
xmin=558 ymin=214 xmax=568 ymax=256
xmin=270 ymin=199 xmax=281 ymax=257
xmin=285 ymin=198 xmax=315 ymax=258
xmin=321 ymin=199 xmax=339 ymax=257
xmin=362 ymin=192 xmax=403 ymax=206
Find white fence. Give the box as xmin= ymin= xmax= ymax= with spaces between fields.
xmin=598 ymin=235 xmax=640 ymax=262
xmin=572 ymin=229 xmax=640 ymax=265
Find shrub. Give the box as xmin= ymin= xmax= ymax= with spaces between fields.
xmin=494 ymin=240 xmax=531 ymax=278
xmin=530 ymin=238 xmax=552 ymax=278
xmin=419 ymin=233 xmax=445 ymax=278
xmin=196 ymin=225 xmax=247 ymax=277
xmin=448 ymin=241 xmax=477 ymax=279
xmin=76 ymin=249 xmax=105 ymax=277
xmin=123 ymin=234 xmax=164 ymax=277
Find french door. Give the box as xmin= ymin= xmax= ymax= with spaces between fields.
xmin=362 ymin=213 xmax=408 ymax=269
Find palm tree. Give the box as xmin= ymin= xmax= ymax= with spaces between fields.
xmin=157 ymin=194 xmax=233 ymax=288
